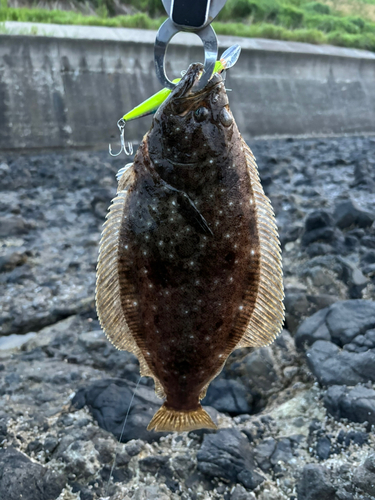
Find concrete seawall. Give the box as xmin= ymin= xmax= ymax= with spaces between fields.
xmin=1 ymin=23 xmax=375 ymax=150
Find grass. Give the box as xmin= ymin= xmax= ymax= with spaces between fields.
xmin=1 ymin=0 xmax=375 ymax=52
xmin=323 ymin=1 xmax=375 ymax=23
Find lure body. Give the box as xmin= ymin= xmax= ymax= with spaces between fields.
xmin=96 ymin=64 xmax=284 ymax=432
xmin=122 ymin=45 xmax=241 ymax=122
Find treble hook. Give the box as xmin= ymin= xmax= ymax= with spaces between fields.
xmin=109 ymin=119 xmax=133 ymax=157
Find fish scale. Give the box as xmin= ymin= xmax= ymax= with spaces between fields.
xmin=96 ymin=63 xmax=284 ymax=432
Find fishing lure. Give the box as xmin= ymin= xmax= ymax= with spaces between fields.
xmin=96 ymin=62 xmax=284 ymax=432
xmin=109 ymin=45 xmax=241 ymax=157
xmin=124 ymin=45 xmax=240 ymax=122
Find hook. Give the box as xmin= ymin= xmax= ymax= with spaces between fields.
xmin=109 ymin=119 xmax=133 ymax=157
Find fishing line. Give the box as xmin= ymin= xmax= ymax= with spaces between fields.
xmin=105 ymin=375 xmax=142 ymax=497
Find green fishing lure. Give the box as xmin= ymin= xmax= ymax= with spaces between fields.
xmin=123 ymin=44 xmax=241 ymax=123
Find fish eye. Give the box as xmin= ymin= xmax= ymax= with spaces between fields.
xmin=194 ymin=106 xmax=209 ymax=122
xmin=219 ymin=108 xmax=233 ymax=127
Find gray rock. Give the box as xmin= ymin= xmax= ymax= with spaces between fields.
xmin=305 ymin=210 xmax=333 ymax=233
xmin=295 ymin=307 xmax=331 ymax=350
xmin=93 ymin=436 xmax=125 ymax=464
xmin=254 ymin=437 xmax=294 ymax=471
xmin=304 ymin=266 xmax=337 ymax=288
xmin=284 ymin=292 xmax=311 ymax=334
xmin=362 ymin=235 xmax=375 ymax=248
xmin=301 ymin=210 xmax=345 ymax=249
xmin=362 ymin=263 xmax=375 ymax=275
xmin=361 ymin=250 xmax=375 ymax=265
xmin=302 ymin=227 xmax=337 ymax=248
xmin=202 ymin=378 xmax=253 ymax=415
xmin=61 ymin=440 xmax=101 ymax=480
xmin=326 ymin=300 xmax=375 ymax=346
xmin=71 ymin=378 xmax=166 ymax=443
xmin=306 ymin=294 xmax=338 ymax=312
xmin=335 ymin=490 xmax=355 ymax=500
xmin=316 ymin=436 xmax=331 ymax=460
xmin=0 ymin=162 xmax=9 ymax=174
xmin=139 ymin=455 xmax=169 ymax=473
xmin=27 ymin=440 xmax=43 ymax=454
xmin=324 ymin=385 xmax=375 ymax=425
xmin=125 ymin=439 xmax=145 ymax=457
xmin=334 ymin=199 xmax=375 ymax=229
xmin=306 ymin=340 xmax=375 ymax=386
xmin=2 ymin=134 xmax=375 ymax=500
xmin=253 ymin=438 xmax=276 ymax=472
xmin=231 ymin=484 xmax=256 ymax=500
xmin=0 ymin=447 xmax=65 ymax=500
xmin=344 ymin=234 xmax=359 ymax=251
xmin=0 ymin=215 xmax=30 ymax=237
xmin=0 ymin=331 xmax=36 ymax=351
xmin=271 ymin=438 xmax=294 ymax=465
xmin=296 ymin=463 xmax=336 ymax=500
xmin=43 ymin=436 xmax=59 ymax=454
xmin=0 ymin=249 xmax=28 ymax=273
xmin=306 ymin=243 xmax=336 ymax=258
xmin=365 ymin=329 xmax=375 ymax=347
xmin=344 ymin=430 xmax=368 ymax=447
xmin=197 ymin=428 xmax=265 ymax=490
xmin=171 ymin=454 xmax=196 ymax=481
xmin=237 ymin=347 xmax=279 ymax=394
xmin=280 ymin=223 xmax=303 ymax=249
xmin=297 ymin=300 xmax=375 ymax=353
xmin=353 ymin=454 xmax=375 ymax=496
xmin=338 ymin=259 xmax=369 ymax=299
xmin=0 ymin=421 xmax=7 ymax=441
xmin=133 ymin=484 xmax=170 ymax=500
xmin=351 ymin=159 xmax=375 ymax=190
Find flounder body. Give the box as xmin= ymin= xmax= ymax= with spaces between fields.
xmin=96 ymin=64 xmax=284 ymax=432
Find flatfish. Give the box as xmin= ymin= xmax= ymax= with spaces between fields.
xmin=96 ymin=63 xmax=284 ymax=432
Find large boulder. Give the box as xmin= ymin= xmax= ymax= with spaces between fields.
xmin=324 ymin=385 xmax=375 ymax=426
xmin=72 ymin=378 xmax=166 ymax=443
xmin=0 ymin=447 xmax=65 ymax=500
xmin=296 ymin=463 xmax=336 ymax=500
xmin=197 ymin=428 xmax=265 ymax=490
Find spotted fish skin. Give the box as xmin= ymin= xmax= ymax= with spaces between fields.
xmin=96 ymin=64 xmax=284 ymax=432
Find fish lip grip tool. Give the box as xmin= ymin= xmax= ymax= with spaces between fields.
xmin=155 ymin=0 xmax=227 ymax=91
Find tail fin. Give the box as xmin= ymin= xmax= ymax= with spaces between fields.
xmin=147 ymin=404 xmax=217 ymax=432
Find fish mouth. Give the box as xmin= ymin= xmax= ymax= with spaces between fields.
xmin=169 ymin=63 xmax=223 ymax=106
xmin=169 ymin=160 xmax=198 ymax=168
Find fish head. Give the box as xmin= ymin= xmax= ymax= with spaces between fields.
xmin=150 ymin=63 xmax=235 ymax=165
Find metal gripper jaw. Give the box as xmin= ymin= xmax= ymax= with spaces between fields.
xmin=155 ymin=0 xmax=228 ymax=90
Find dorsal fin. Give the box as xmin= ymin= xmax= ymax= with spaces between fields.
xmin=238 ymin=140 xmax=284 ymax=348
xmin=96 ymin=162 xmax=165 ymax=399
xmin=116 ymin=162 xmax=133 ymax=182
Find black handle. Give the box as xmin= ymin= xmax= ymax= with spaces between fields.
xmin=170 ymin=0 xmax=211 ymax=29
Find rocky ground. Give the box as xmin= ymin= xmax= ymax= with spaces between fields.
xmin=0 ymin=135 xmax=375 ymax=500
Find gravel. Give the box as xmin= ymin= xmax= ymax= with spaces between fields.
xmin=1 ymin=135 xmax=375 ymax=499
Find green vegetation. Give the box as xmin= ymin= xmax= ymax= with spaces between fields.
xmin=0 ymin=8 xmax=163 ymax=29
xmin=1 ymin=0 xmax=375 ymax=52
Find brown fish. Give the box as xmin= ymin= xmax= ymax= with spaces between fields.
xmin=96 ymin=63 xmax=284 ymax=432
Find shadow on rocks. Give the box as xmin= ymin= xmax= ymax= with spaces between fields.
xmin=71 ymin=378 xmax=167 ymax=443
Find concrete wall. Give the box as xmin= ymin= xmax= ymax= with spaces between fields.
xmin=1 ymin=23 xmax=375 ymax=150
